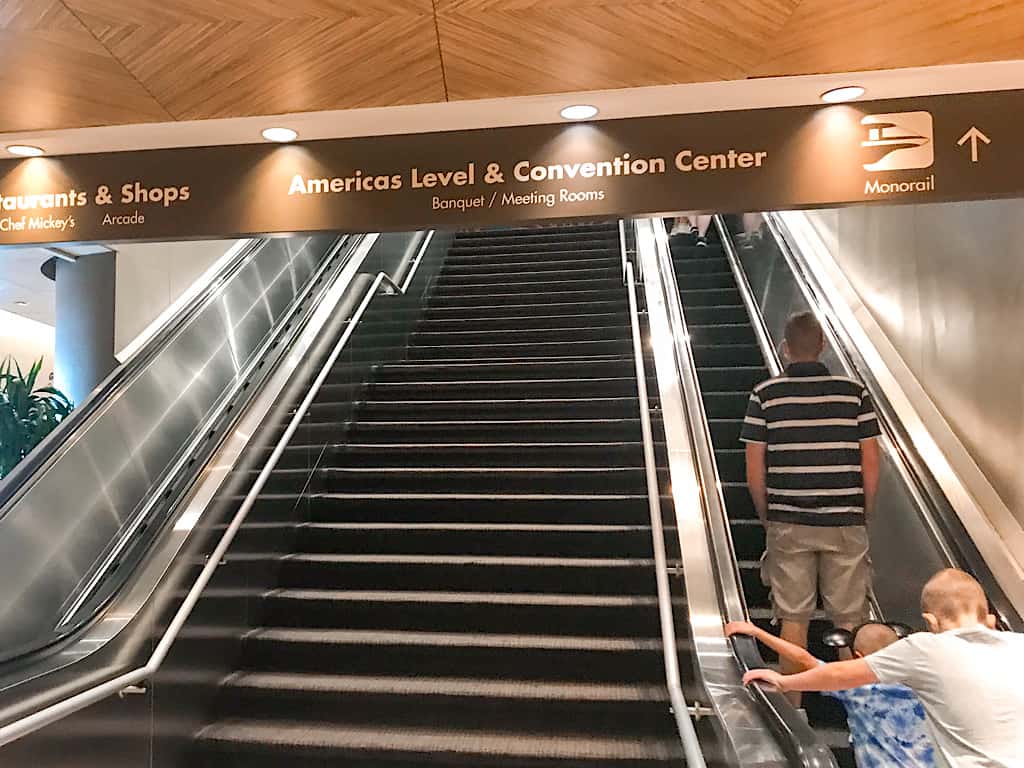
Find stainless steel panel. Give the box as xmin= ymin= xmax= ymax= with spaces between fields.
xmin=0 ymin=235 xmax=334 ymax=657
xmin=803 ymin=202 xmax=1024 ymax=550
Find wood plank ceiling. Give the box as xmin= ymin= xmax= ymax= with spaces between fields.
xmin=1 ymin=0 xmax=1023 ymax=133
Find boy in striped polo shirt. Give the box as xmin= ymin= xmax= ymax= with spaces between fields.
xmin=741 ymin=311 xmax=882 ymax=706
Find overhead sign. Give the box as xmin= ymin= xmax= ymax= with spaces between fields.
xmin=0 ymin=89 xmax=1020 ymax=245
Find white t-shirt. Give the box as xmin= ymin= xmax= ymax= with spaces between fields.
xmin=864 ymin=626 xmax=1024 ymax=768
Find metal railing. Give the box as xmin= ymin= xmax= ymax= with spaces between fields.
xmin=0 ymin=232 xmax=436 ymax=748
xmin=620 ymin=229 xmax=707 ymax=768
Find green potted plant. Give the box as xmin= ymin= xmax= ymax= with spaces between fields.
xmin=0 ymin=357 xmax=73 ymax=479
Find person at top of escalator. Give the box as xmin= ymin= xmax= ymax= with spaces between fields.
xmin=727 ymin=619 xmax=934 ymax=768
xmin=667 ymin=213 xmax=712 ymax=246
xmin=743 ymin=569 xmax=1024 ymax=768
xmin=740 ymin=311 xmax=882 ymax=706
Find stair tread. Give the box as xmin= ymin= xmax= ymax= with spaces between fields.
xmin=274 ymin=524 xmax=655 ymax=536
xmin=250 ymin=627 xmax=665 ymax=651
xmin=368 ymin=377 xmax=636 ymax=386
xmin=246 ymin=492 xmax=656 ymax=502
xmin=283 ymin=441 xmax=651 ymax=451
xmin=376 ymin=357 xmax=632 ymax=369
xmin=272 ymin=554 xmax=657 ymax=567
xmin=287 ymin=466 xmax=645 ymax=474
xmin=356 ymin=398 xmax=639 ymax=407
xmin=197 ymin=719 xmax=683 ymax=760
xmin=266 ymin=589 xmax=666 ymax=607
xmin=224 ymin=672 xmax=670 ymax=702
xmin=351 ymin=418 xmax=643 ymax=426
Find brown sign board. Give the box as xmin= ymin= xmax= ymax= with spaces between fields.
xmin=0 ymin=89 xmax=1020 ymax=245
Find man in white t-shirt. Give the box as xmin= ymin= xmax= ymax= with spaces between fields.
xmin=743 ymin=569 xmax=1024 ymax=768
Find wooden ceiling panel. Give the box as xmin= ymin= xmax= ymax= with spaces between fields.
xmin=63 ymin=0 xmax=433 ymax=26
xmin=753 ymin=0 xmax=1024 ymax=77
xmin=436 ymin=1 xmax=799 ymax=100
xmin=1 ymin=0 xmax=1023 ymax=135
xmin=0 ymin=0 xmax=171 ymax=132
xmin=88 ymin=16 xmax=446 ymax=120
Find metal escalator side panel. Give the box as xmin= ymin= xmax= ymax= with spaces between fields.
xmin=635 ymin=217 xmax=837 ymax=768
xmin=0 ymin=234 xmax=338 ymax=661
xmin=0 ymin=238 xmax=260 ymax=511
xmin=759 ymin=212 xmax=1022 ymax=631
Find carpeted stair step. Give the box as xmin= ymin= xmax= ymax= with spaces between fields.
xmin=195 ymin=718 xmax=685 ymax=768
xmin=239 ymin=492 xmax=665 ymax=526
xmin=239 ymin=588 xmax=673 ymax=636
xmin=213 ymin=673 xmax=682 ymax=736
xmin=267 ymin=553 xmax=661 ymax=595
xmin=271 ymin=441 xmax=656 ymax=469
xmin=239 ymin=628 xmax=676 ymax=682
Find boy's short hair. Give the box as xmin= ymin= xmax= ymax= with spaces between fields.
xmin=921 ymin=569 xmax=989 ymax=622
xmin=852 ymin=623 xmax=899 ymax=656
xmin=784 ymin=312 xmax=824 ymax=358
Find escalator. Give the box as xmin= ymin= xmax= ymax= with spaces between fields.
xmin=187 ymin=222 xmax=706 ymax=766
xmin=666 ymin=231 xmax=854 ymax=767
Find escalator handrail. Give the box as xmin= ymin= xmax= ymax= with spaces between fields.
xmin=644 ymin=218 xmax=837 ymax=768
xmin=760 ymin=212 xmax=1019 ymax=631
xmin=0 ymin=234 xmax=434 ymax=748
xmin=622 ymin=252 xmax=707 ymax=768
xmin=0 ymin=237 xmax=265 ymax=511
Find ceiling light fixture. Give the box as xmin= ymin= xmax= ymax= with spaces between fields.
xmin=820 ymin=86 xmax=866 ymax=104
xmin=261 ymin=127 xmax=298 ymax=143
xmin=14 ymin=300 xmax=28 ymax=306
xmin=560 ymin=104 xmax=599 ymax=121
xmin=6 ymin=145 xmax=45 ymax=157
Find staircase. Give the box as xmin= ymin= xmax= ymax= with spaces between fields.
xmin=193 ymin=222 xmax=698 ymax=767
xmin=668 ymin=230 xmax=853 ymax=766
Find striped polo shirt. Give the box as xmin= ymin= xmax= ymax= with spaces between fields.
xmin=740 ymin=361 xmax=882 ymax=527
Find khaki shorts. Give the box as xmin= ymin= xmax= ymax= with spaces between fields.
xmin=761 ymin=522 xmax=871 ymax=625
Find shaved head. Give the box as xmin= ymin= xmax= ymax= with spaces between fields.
xmin=922 ymin=569 xmax=989 ymax=624
xmin=853 ymin=623 xmax=899 ymax=656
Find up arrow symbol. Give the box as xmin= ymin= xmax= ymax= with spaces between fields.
xmin=957 ymin=126 xmax=991 ymax=162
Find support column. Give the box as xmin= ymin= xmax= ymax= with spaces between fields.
xmin=54 ymin=250 xmax=117 ymax=404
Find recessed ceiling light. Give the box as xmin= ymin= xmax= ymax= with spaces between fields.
xmin=820 ymin=86 xmax=866 ymax=104
xmin=560 ymin=104 xmax=599 ymax=121
xmin=6 ymin=145 xmax=45 ymax=157
xmin=261 ymin=127 xmax=298 ymax=143
xmin=14 ymin=300 xmax=28 ymax=306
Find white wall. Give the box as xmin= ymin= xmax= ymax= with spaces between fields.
xmin=800 ymin=200 xmax=1024 ymax=533
xmin=113 ymin=239 xmax=237 ymax=357
xmin=0 ymin=309 xmax=55 ymax=385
